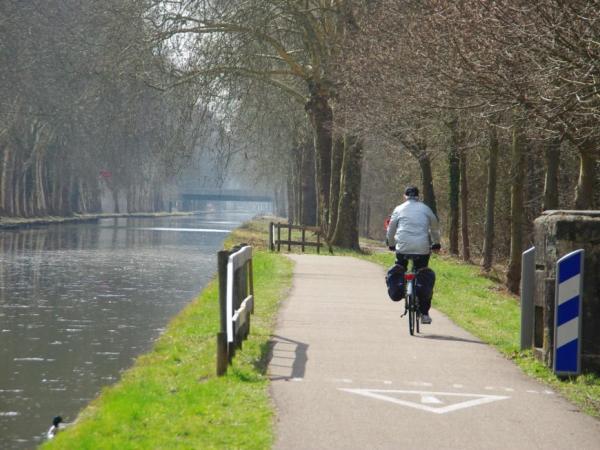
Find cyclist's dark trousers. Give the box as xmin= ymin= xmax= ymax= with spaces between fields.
xmin=395 ymin=253 xmax=431 ymax=315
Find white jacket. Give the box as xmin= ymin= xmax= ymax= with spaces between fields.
xmin=386 ymin=199 xmax=440 ymax=255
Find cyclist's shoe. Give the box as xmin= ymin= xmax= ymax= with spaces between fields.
xmin=421 ymin=314 xmax=432 ymax=324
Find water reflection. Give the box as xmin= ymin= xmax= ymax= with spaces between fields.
xmin=0 ymin=210 xmax=256 ymax=449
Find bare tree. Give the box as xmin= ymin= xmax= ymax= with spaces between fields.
xmin=0 ymin=0 xmax=201 ymax=217
xmin=147 ymin=0 xmax=368 ymax=244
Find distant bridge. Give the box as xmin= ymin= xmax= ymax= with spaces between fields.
xmin=179 ymin=189 xmax=274 ymax=203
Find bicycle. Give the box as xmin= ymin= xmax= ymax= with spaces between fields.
xmin=400 ymin=260 xmax=420 ymax=336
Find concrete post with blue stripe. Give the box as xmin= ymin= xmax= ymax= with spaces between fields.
xmin=553 ymin=249 xmax=584 ymax=376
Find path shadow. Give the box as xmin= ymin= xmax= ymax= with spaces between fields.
xmin=415 ymin=333 xmax=485 ymax=345
xmin=264 ymin=334 xmax=309 ymax=381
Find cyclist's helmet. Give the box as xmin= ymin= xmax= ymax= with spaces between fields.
xmin=404 ymin=186 xmax=419 ymax=198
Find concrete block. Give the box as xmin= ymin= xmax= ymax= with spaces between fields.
xmin=533 ymin=211 xmax=600 ymax=372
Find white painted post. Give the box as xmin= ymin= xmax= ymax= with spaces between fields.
xmin=226 ymin=256 xmax=235 ymax=343
xmin=554 ymin=249 xmax=584 ymax=376
xmin=226 ymin=246 xmax=253 ymax=343
xmin=520 ymin=247 xmax=535 ymax=350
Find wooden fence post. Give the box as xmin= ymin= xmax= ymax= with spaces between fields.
xmin=238 ymin=247 xmax=247 ymax=346
xmin=269 ymin=222 xmax=274 ymax=251
xmin=216 ymin=250 xmax=230 ymax=376
xmin=248 ymin=258 xmax=254 ymax=314
xmin=277 ymin=224 xmax=281 ymax=252
xmin=216 ymin=245 xmax=256 ymax=375
xmin=230 ymin=245 xmax=241 ymax=356
xmin=302 ymin=228 xmax=306 ymax=252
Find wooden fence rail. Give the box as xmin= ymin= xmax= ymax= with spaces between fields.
xmin=216 ymin=244 xmax=254 ymax=376
xmin=269 ymin=222 xmax=323 ymax=253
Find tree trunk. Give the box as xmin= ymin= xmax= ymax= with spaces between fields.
xmin=34 ymin=148 xmax=48 ymax=215
xmin=300 ymin=142 xmax=317 ymax=226
xmin=272 ymin=185 xmax=286 ymax=218
xmin=93 ymin=181 xmax=103 ymax=213
xmin=134 ymin=184 xmax=140 ymax=213
xmin=290 ymin=145 xmax=303 ymax=224
xmin=133 ymin=185 xmax=138 ymax=213
xmin=112 ymin=188 xmax=120 ymax=214
xmin=9 ymin=148 xmax=18 ymax=216
xmin=459 ymin=148 xmax=470 ymax=262
xmin=543 ymin=138 xmax=560 ymax=211
xmin=70 ymin=175 xmax=80 ymax=214
xmin=13 ymin=151 xmax=22 ymax=217
xmin=482 ymin=123 xmax=499 ymax=271
xmin=1 ymin=145 xmax=12 ymax=214
xmin=277 ymin=184 xmax=287 ymax=218
xmin=506 ymin=113 xmax=526 ymax=294
xmin=152 ymin=186 xmax=162 ymax=212
xmin=79 ymin=179 xmax=88 ymax=213
xmin=287 ymin=162 xmax=296 ymax=224
xmin=575 ymin=143 xmax=596 ymax=210
xmin=55 ymin=168 xmax=67 ymax=216
xmin=417 ymin=147 xmax=438 ymax=217
xmin=330 ymin=135 xmax=362 ymax=249
xmin=50 ymin=171 xmax=58 ymax=215
xmin=57 ymin=173 xmax=68 ymax=216
xmin=447 ymin=120 xmax=460 ymax=255
xmin=328 ymin=135 xmax=345 ymax=239
xmin=361 ymin=196 xmax=371 ymax=238
xmin=126 ymin=186 xmax=133 ymax=213
xmin=21 ymin=169 xmax=29 ymax=217
xmin=305 ymin=87 xmax=333 ymax=232
xmin=360 ymin=159 xmax=372 ymax=237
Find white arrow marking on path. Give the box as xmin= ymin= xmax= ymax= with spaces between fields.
xmin=420 ymin=395 xmax=443 ymax=404
xmin=339 ymin=389 xmax=509 ymax=415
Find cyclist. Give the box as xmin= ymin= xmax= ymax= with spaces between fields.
xmin=386 ymin=186 xmax=441 ymax=324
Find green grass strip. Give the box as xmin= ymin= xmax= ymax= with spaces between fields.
xmin=361 ymin=250 xmax=600 ymax=417
xmin=43 ymin=247 xmax=293 ymax=449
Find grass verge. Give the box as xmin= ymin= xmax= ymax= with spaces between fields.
xmin=42 ymin=219 xmax=293 ymax=449
xmin=361 ymin=250 xmax=600 ymax=418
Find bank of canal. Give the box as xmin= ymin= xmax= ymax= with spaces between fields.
xmin=0 ymin=210 xmax=265 ymax=449
xmin=41 ymin=219 xmax=293 ymax=450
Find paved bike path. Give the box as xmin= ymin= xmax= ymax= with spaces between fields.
xmin=268 ymin=255 xmax=600 ymax=450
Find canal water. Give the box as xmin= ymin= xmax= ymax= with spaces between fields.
xmin=0 ymin=209 xmax=258 ymax=449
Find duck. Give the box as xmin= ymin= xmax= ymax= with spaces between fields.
xmin=46 ymin=416 xmax=62 ymax=440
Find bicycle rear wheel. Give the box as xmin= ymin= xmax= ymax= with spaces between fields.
xmin=408 ymin=294 xmax=415 ymax=336
xmin=415 ymin=298 xmax=420 ymax=334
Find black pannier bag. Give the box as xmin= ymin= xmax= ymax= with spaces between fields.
xmin=386 ymin=264 xmax=406 ymax=302
xmin=416 ymin=267 xmax=436 ymax=302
